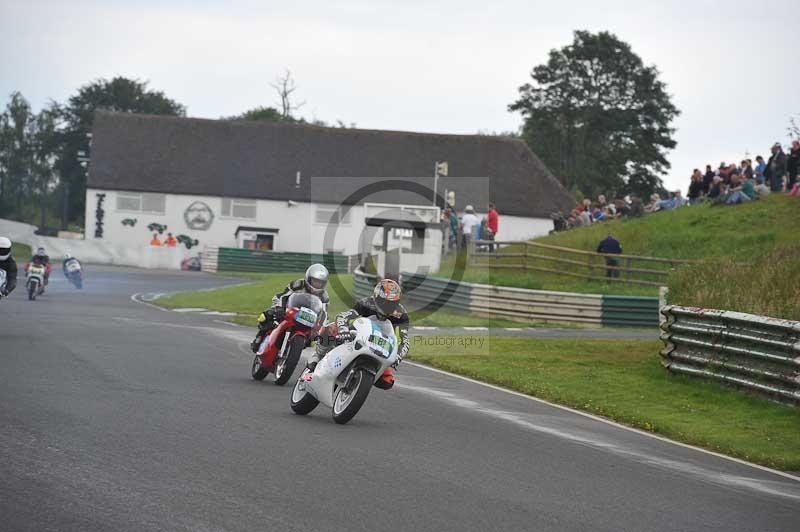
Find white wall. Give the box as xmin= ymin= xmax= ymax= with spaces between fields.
xmin=467 ymin=211 xmax=554 ymax=241
xmin=85 ymin=188 xmax=372 ymax=257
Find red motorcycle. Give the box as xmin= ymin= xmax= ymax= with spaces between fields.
xmin=251 ymin=292 xmax=325 ymax=385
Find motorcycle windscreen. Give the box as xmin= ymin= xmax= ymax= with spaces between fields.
xmin=286 ymin=292 xmax=324 ymax=326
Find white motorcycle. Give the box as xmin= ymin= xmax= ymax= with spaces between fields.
xmin=290 ymin=316 xmax=398 ymax=425
xmin=26 ymin=264 xmax=46 ymax=301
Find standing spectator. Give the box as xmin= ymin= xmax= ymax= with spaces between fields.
xmin=702 ymin=165 xmax=715 ymax=195
xmin=460 ymin=205 xmax=480 ymax=251
xmin=486 ymin=203 xmax=499 ymax=251
xmin=766 ymin=142 xmax=787 ymax=192
xmin=688 ymin=170 xmax=704 ymax=204
xmin=787 ymin=140 xmax=800 ymax=192
xmin=448 ymin=209 xmax=459 ymax=250
xmin=754 ymin=155 xmax=767 ymax=184
xmin=164 ymin=232 xmax=177 ymax=247
xmin=597 ymin=234 xmax=623 ymax=278
xmin=150 ymin=233 xmax=162 ymax=246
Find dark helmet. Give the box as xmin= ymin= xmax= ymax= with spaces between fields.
xmin=372 ymin=278 xmax=402 ymax=319
xmin=304 ymin=263 xmax=329 ymax=296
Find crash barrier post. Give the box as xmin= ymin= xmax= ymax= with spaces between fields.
xmin=216 ymin=247 xmax=348 ymax=274
xmin=201 ymin=246 xmax=219 ymax=273
xmin=353 ymin=269 xmax=658 ymax=327
xmin=659 ymin=306 xmax=800 ymax=404
xmin=469 ymin=240 xmax=696 ymax=287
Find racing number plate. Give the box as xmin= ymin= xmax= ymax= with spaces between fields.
xmin=368 ymin=333 xmax=393 ymax=358
xmin=295 ymin=307 xmax=317 ymax=327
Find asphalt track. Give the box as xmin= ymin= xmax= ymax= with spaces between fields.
xmin=1 ymin=266 xmax=798 ymax=532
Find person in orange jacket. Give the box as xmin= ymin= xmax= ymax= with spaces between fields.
xmin=150 ymin=234 xmax=162 ymax=246
xmin=164 ymin=233 xmax=177 ymax=247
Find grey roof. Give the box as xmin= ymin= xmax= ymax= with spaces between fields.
xmin=88 ymin=111 xmax=575 ymax=218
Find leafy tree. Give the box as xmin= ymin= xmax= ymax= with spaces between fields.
xmin=224 ymin=105 xmax=295 ymax=122
xmin=509 ymin=30 xmax=679 ymax=199
xmin=56 ymin=77 xmax=186 ymax=225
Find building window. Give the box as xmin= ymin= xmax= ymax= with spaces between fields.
xmin=116 ymin=192 xmax=165 ymax=214
xmin=222 ymin=198 xmax=257 ymax=219
xmin=315 ymin=205 xmax=351 ymax=225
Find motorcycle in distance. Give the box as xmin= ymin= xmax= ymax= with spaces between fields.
xmin=251 ymin=292 xmax=325 ymax=386
xmin=290 ymin=316 xmax=398 ymax=425
xmin=25 ymin=263 xmax=46 ymax=301
xmin=64 ymin=258 xmax=83 ymax=289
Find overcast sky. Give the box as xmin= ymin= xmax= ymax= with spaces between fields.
xmin=2 ymin=0 xmax=798 ymax=193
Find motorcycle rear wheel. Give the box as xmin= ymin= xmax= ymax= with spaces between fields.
xmin=273 ymin=335 xmax=306 ymax=386
xmin=290 ymin=372 xmax=319 ymax=415
xmin=251 ymin=354 xmax=269 ymax=381
xmin=332 ymin=368 xmax=373 ymax=425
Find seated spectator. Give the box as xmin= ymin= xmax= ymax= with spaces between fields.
xmin=614 ymin=198 xmax=631 ymax=217
xmin=592 ymin=208 xmax=606 ymax=222
xmin=644 ymin=193 xmax=662 ymax=213
xmin=579 ymin=209 xmax=592 ymax=226
xmin=708 ymin=176 xmax=723 ymax=199
xmin=742 ymin=159 xmax=754 ymax=180
xmin=659 ymin=190 xmax=687 ymax=210
xmin=628 ymin=196 xmax=644 ymax=217
xmin=725 ymin=173 xmax=754 ymax=204
xmin=754 ymin=180 xmax=771 ymax=198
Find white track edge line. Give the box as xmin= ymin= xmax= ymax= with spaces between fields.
xmin=404 ymin=360 xmax=800 ymax=483
xmin=130 ymin=293 xmax=169 ymax=312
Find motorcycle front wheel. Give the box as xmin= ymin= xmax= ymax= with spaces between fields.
xmin=290 ymin=372 xmax=319 ymax=415
xmin=332 ymin=368 xmax=373 ymax=425
xmin=251 ymin=354 xmax=269 ymax=381
xmin=273 ymin=335 xmax=306 ymax=386
xmin=27 ymin=282 xmax=36 ymax=301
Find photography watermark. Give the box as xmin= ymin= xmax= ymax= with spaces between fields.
xmin=309 ymin=175 xmax=490 ymax=321
xmin=412 ymin=335 xmax=487 ymax=351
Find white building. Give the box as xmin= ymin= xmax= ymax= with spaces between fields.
xmin=84 ymin=112 xmax=574 ymax=270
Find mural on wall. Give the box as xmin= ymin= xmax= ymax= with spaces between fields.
xmin=121 ymin=218 xmax=137 ymax=227
xmin=94 ymin=193 xmax=106 ymax=238
xmin=184 ymin=201 xmax=214 ymax=231
xmin=176 ymin=235 xmax=200 ymax=249
xmin=147 ymin=222 xmax=167 ymax=234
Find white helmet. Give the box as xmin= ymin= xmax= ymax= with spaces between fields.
xmin=64 ymin=252 xmax=72 ymax=260
xmin=0 ymin=237 xmax=10 ymax=261
xmin=304 ymin=263 xmax=329 ymax=296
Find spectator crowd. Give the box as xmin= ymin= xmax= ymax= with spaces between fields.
xmin=550 ymin=140 xmax=800 ymax=232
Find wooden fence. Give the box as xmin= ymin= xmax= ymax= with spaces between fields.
xmin=469 ymin=240 xmax=696 ymax=287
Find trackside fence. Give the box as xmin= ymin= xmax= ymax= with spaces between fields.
xmin=469 ymin=240 xmax=696 ymax=287
xmin=660 ymin=306 xmax=800 ymax=404
xmin=214 ymin=247 xmax=348 ymax=274
xmin=353 ymin=269 xmax=659 ymax=327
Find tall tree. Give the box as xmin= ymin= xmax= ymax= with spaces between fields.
xmin=270 ymin=69 xmax=305 ymax=119
xmin=0 ymin=92 xmax=34 ymax=215
xmin=509 ymin=30 xmax=679 ymax=199
xmin=56 ymin=77 xmax=186 ymax=225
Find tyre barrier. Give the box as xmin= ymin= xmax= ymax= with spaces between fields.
xmin=660 ymin=306 xmax=800 ymax=404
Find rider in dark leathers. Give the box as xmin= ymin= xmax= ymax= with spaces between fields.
xmin=250 ymin=264 xmax=330 ymax=353
xmin=309 ymin=279 xmax=410 ymax=390
xmin=0 ymin=237 xmax=18 ymax=297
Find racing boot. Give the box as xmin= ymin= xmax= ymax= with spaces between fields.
xmin=374 ymin=368 xmax=395 ymax=390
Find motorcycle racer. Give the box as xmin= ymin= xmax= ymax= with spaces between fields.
xmin=27 ymin=246 xmax=52 ymax=288
xmin=0 ymin=236 xmax=18 ymax=297
xmin=308 ymin=278 xmax=410 ymax=390
xmin=250 ymin=263 xmax=330 ymax=353
xmin=62 ymin=252 xmax=82 ymax=277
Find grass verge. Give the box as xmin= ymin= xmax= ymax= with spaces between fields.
xmin=11 ymin=242 xmax=31 ymax=260
xmin=410 ymin=337 xmax=800 ymax=470
xmin=158 ymin=272 xmax=526 ymax=328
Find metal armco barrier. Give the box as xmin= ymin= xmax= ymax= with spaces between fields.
xmin=216 ymin=247 xmax=348 ymax=274
xmin=660 ymin=306 xmax=800 ymax=404
xmin=353 ymin=269 xmax=658 ymax=327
